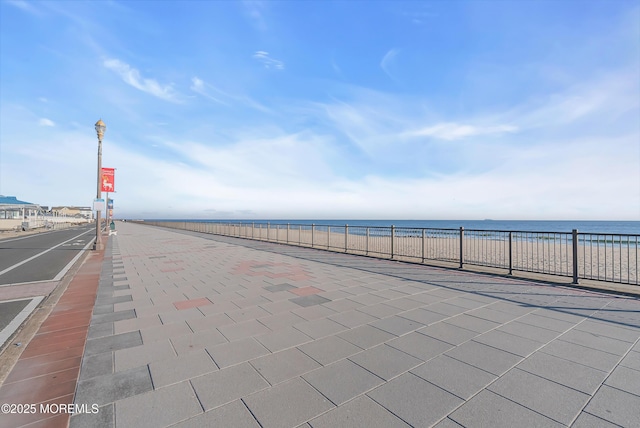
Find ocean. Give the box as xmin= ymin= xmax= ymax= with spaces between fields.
xmin=167 ymin=220 xmax=640 ymax=235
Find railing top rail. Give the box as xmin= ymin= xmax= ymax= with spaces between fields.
xmin=578 ymin=232 xmax=640 ymax=238
xmin=465 ymin=229 xmax=572 ymax=234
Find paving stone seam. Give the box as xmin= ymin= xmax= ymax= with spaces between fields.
xmin=438 ymin=310 xmax=638 ymax=426
xmin=202 ymin=348 xmax=222 ymax=371
xmin=239 ymin=396 xmax=268 ymax=428
xmin=286 ymin=374 xmax=343 ymax=424
xmin=189 ymin=375 xmax=271 ymax=414
xmin=186 ymin=378 xmax=205 ymax=414
xmin=431 ymin=341 xmax=588 ymax=426
xmin=302 ymin=363 xmax=388 ymax=407
xmin=364 ymin=372 xmax=460 ymax=427
xmin=579 ymin=410 xmax=628 ymax=428
xmin=574 ymin=336 xmax=640 ymax=422
xmin=443 ymin=346 xmax=523 ymax=377
xmin=450 ymin=387 xmax=568 ymax=427
xmin=534 ymin=300 xmax=638 ymax=365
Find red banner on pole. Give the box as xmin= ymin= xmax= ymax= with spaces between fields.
xmin=101 ymin=168 xmax=115 ymax=192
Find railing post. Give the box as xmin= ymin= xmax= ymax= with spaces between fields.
xmin=312 ymin=224 xmax=315 ymax=248
xmin=508 ymin=231 xmax=513 ymax=275
xmin=366 ymin=227 xmax=369 ymax=255
xmin=391 ymin=225 xmax=395 ymax=260
xmin=572 ymin=229 xmax=579 ymax=284
xmin=287 ymin=223 xmax=290 ymax=244
xmin=345 ymin=224 xmax=348 ymax=252
xmin=422 ymin=229 xmax=425 ymax=263
xmin=459 ymin=227 xmax=464 ymax=268
xmin=267 ymin=222 xmax=270 ymax=241
xmin=298 ymin=225 xmax=301 ymax=245
xmin=327 ymin=226 xmax=331 ymax=249
xmin=252 ymin=222 xmax=254 ymax=239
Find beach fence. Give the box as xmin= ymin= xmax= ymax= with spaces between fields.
xmin=138 ymin=221 xmax=639 ymax=286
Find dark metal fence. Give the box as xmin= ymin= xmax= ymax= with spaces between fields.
xmin=136 ymin=221 xmax=639 ymax=286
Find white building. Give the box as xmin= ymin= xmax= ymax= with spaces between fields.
xmin=0 ymin=195 xmax=44 ymax=231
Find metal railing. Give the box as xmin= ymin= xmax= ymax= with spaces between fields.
xmin=136 ymin=221 xmax=639 ymax=286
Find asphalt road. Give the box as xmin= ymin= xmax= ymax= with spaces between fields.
xmin=0 ymin=225 xmax=95 ymax=285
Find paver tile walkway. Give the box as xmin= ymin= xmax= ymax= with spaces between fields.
xmin=2 ymin=221 xmax=639 ymax=427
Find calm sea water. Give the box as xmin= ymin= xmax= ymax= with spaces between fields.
xmin=168 ymin=219 xmax=640 ymax=235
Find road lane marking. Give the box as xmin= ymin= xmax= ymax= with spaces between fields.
xmin=0 ymin=229 xmax=93 ymax=278
xmin=0 ymin=233 xmax=57 ymax=244
xmin=0 ymin=296 xmax=44 ymax=348
xmin=0 ymin=228 xmax=85 ymax=244
xmin=53 ymin=239 xmax=95 ymax=281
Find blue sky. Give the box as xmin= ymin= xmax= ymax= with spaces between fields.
xmin=1 ymin=0 xmax=638 ymax=220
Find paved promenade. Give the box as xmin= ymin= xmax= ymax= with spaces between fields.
xmin=4 ymin=221 xmax=640 ymax=427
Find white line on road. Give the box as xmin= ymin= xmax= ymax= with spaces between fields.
xmin=0 ymin=231 xmax=59 ymax=244
xmin=53 ymin=238 xmax=96 ymax=281
xmin=0 ymin=229 xmax=94 ymax=278
xmin=0 ymin=296 xmax=45 ymax=347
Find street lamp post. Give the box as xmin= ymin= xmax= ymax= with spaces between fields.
xmin=94 ymin=119 xmax=106 ymax=250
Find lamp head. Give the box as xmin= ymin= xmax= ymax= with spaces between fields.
xmin=95 ymin=119 xmax=106 ymax=140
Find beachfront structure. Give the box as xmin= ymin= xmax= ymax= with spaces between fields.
xmin=0 ymin=195 xmax=45 ymax=231
xmin=51 ymin=206 xmax=93 ymax=220
xmin=0 ymin=197 xmax=92 ymax=231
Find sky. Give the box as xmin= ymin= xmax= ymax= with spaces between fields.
xmin=0 ymin=0 xmax=639 ymax=220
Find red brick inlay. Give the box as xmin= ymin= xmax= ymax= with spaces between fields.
xmin=290 ymin=286 xmax=323 ymax=296
xmin=0 ymin=249 xmax=103 ymax=428
xmin=173 ymin=298 xmax=212 ymax=310
xmin=231 ymin=260 xmax=313 ymax=281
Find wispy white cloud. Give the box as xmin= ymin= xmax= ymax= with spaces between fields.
xmin=38 ymin=118 xmax=55 ymax=127
xmin=6 ymin=0 xmax=40 ymax=15
xmin=511 ymin=69 xmax=639 ymax=130
xmin=103 ymin=59 xmax=180 ymax=102
xmin=189 ymin=76 xmax=272 ymax=113
xmin=253 ymin=51 xmax=284 ymax=70
xmin=190 ymin=77 xmax=228 ymax=105
xmin=380 ymin=48 xmax=399 ymax=80
xmin=159 ymin=128 xmax=337 ymax=186
xmin=405 ymin=123 xmax=518 ymax=141
xmin=318 ymin=98 xmax=396 ymax=156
